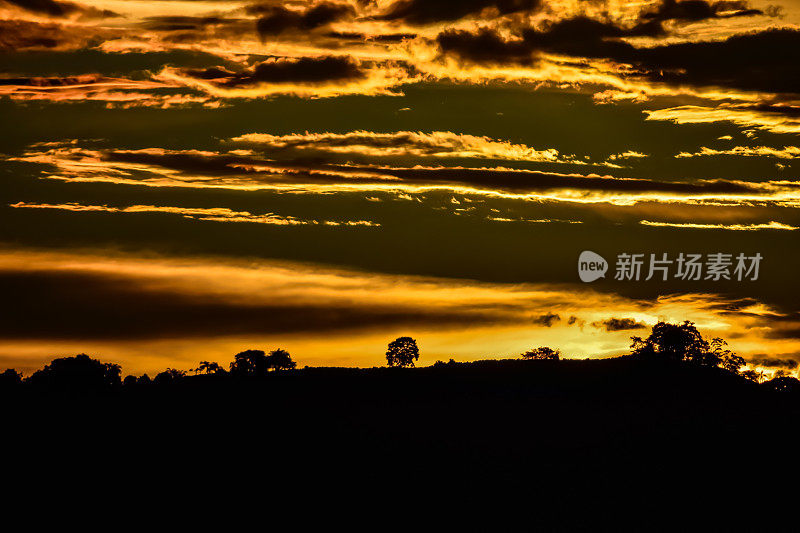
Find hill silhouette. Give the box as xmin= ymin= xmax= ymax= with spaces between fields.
xmin=4 ymin=325 xmax=799 ymax=520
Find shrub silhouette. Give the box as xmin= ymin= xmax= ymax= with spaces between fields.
xmin=26 ymin=353 xmax=121 ymax=391
xmin=386 ymin=336 xmax=419 ymax=367
xmin=521 ymin=347 xmax=561 ymax=360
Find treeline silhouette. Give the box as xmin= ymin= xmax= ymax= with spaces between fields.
xmin=5 ymin=322 xmax=800 ymax=517
xmin=2 ymin=322 xmax=797 ymax=396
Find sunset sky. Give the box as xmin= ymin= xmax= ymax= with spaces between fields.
xmin=2 ymin=0 xmax=800 ymax=376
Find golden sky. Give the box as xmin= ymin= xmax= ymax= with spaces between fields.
xmin=1 ymin=0 xmax=799 ymax=378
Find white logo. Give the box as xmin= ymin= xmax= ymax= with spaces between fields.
xmin=578 ymin=251 xmax=608 ymax=282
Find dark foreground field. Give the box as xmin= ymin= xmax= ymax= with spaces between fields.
xmin=6 ymin=357 xmax=800 ymax=518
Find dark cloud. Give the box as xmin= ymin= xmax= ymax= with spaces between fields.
xmin=0 ymin=270 xmax=508 ymax=340
xmin=251 ymin=3 xmax=355 ymax=37
xmin=641 ymin=0 xmax=763 ymax=22
xmin=746 ymin=356 xmax=799 ymax=368
xmin=437 ymin=16 xmax=665 ymax=66
xmin=377 ymin=0 xmax=541 ymax=25
xmin=533 ymin=312 xmax=561 ymax=327
xmin=437 ymin=27 xmax=540 ymax=66
xmin=592 ymin=318 xmax=648 ymax=331
xmin=377 ymin=166 xmax=764 ymax=196
xmin=0 ymin=74 xmax=107 ymax=87
xmin=764 ymin=325 xmax=800 ymax=340
xmin=2 ymin=0 xmax=118 ymax=18
xmin=622 ymin=28 xmax=800 ymax=95
xmin=0 ymin=19 xmax=89 ymax=51
xmin=324 ymin=31 xmax=418 ymax=42
xmin=184 ymin=56 xmax=366 ymax=87
xmin=94 ymin=148 xmax=771 ymax=197
xmin=0 ymin=20 xmax=59 ymax=50
xmin=370 ymin=32 xmax=418 ymax=42
xmin=438 ymin=18 xmax=800 ymax=95
xmin=142 ymin=16 xmax=243 ymax=32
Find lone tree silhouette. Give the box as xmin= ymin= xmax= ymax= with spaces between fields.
xmin=27 ymin=353 xmax=121 ymax=391
xmin=386 ymin=337 xmax=420 ymax=367
xmin=265 ymin=349 xmax=296 ymax=371
xmin=521 ymin=347 xmax=561 ymax=360
xmin=631 ymin=321 xmax=744 ymax=372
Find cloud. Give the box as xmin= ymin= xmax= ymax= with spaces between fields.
xmin=0 ymin=248 xmax=795 ymax=370
xmin=1 ymin=0 xmax=119 ymax=19
xmin=592 ymin=318 xmax=648 ymax=331
xmin=436 ymin=16 xmax=664 ymax=67
xmin=437 ymin=27 xmax=539 ymax=66
xmin=252 ymin=3 xmax=355 ymax=37
xmin=8 ymin=202 xmax=380 ymax=227
xmin=0 ymin=249 xmax=578 ymax=341
xmin=141 ymin=16 xmax=244 ymax=33
xmin=676 ymin=146 xmax=800 ymax=159
xmin=645 ymin=105 xmax=800 ymax=135
xmin=533 ymin=312 xmax=561 ymax=326
xmin=229 ymin=130 xmax=573 ymax=163
xmin=376 ymin=0 xmax=541 ymax=24
xmin=159 ymin=56 xmax=414 ymax=98
xmin=208 ymin=56 xmax=364 ymax=85
xmin=436 ymin=20 xmax=800 ymax=98
xmin=640 ymin=0 xmax=763 ymax=23
xmin=746 ymin=356 xmax=799 ymax=369
xmin=0 ymin=19 xmax=101 ymax=51
xmin=13 ymin=143 xmax=800 ymax=206
xmin=639 ymin=220 xmax=798 ymax=231
xmin=0 ymin=74 xmax=216 ymax=108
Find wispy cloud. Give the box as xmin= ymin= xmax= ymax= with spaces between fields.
xmin=639 ymin=220 xmax=798 ymax=231
xmin=8 ymin=201 xmax=380 ymax=227
xmin=229 ymin=130 xmax=579 ymax=163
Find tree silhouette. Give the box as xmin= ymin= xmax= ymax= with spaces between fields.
xmin=715 ymin=338 xmax=746 ymax=374
xmin=265 ymin=349 xmax=296 ymax=371
xmin=123 ymin=375 xmax=138 ymax=387
xmin=0 ymin=368 xmax=22 ymax=389
xmin=386 ymin=337 xmax=420 ymax=367
xmin=154 ymin=368 xmax=186 ymax=385
xmin=27 ymin=354 xmax=121 ymax=391
xmin=196 ymin=361 xmax=224 ymax=375
xmin=630 ymin=321 xmax=742 ymax=371
xmin=741 ymin=369 xmax=761 ymax=383
xmin=521 ymin=347 xmax=561 ymax=360
xmin=230 ymin=349 xmax=268 ymax=376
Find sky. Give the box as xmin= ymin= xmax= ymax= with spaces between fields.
xmin=1 ymin=0 xmax=800 ymax=376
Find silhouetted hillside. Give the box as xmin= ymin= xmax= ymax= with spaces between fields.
xmin=6 ymin=356 xmax=798 ymax=494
